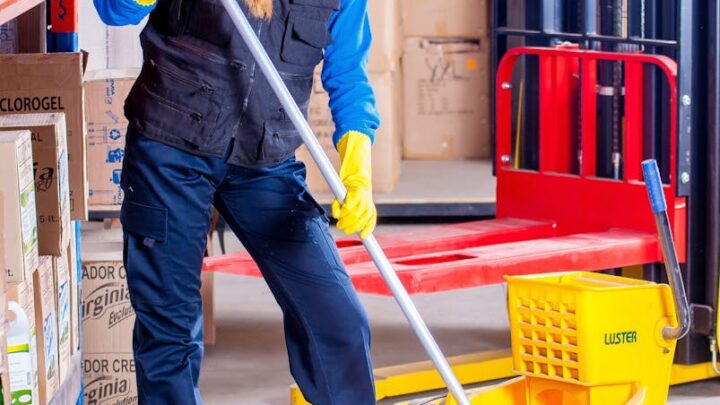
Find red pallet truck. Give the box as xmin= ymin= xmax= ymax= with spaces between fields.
xmin=209 ymin=3 xmax=716 ymax=401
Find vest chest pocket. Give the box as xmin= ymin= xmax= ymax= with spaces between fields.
xmin=281 ymin=1 xmax=338 ymax=67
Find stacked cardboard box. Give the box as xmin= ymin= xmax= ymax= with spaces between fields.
xmin=33 ymin=257 xmax=59 ymax=403
xmin=400 ymin=0 xmax=491 ymax=160
xmin=0 ymin=54 xmax=85 ymax=404
xmin=298 ymin=69 xmax=403 ymax=194
xmin=0 ymin=274 xmax=10 ymax=405
xmin=0 ymin=53 xmax=88 ymax=220
xmin=0 ymin=194 xmax=4 ymax=404
xmin=52 ymin=256 xmax=72 ymax=383
xmin=0 ymin=112 xmax=76 ymax=401
xmin=81 ymin=241 xmax=138 ymax=403
xmin=6 ymin=274 xmax=40 ymax=405
xmin=67 ymin=232 xmax=81 ymax=355
xmin=0 ymin=130 xmax=38 ymax=283
xmin=0 ymin=113 xmax=71 ymax=256
xmin=83 ymin=69 xmax=139 ymax=207
xmin=402 ymin=38 xmax=490 ymax=159
xmin=400 ymin=0 xmax=488 ymax=38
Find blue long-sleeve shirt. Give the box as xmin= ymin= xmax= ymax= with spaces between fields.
xmin=94 ymin=0 xmax=380 ymax=145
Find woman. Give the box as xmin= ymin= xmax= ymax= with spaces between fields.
xmin=94 ymin=0 xmax=380 ymax=403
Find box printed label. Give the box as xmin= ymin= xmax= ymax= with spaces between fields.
xmin=42 ymin=311 xmax=57 ymax=380
xmin=83 ymin=263 xmax=134 ymax=329
xmin=83 ymin=356 xmax=138 ymax=405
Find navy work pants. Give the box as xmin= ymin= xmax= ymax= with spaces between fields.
xmin=120 ymin=130 xmax=375 ymax=404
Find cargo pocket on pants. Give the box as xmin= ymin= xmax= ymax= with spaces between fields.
xmin=121 ymin=201 xmax=168 ymax=248
xmin=120 ymin=200 xmax=173 ymax=305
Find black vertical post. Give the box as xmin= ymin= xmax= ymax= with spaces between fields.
xmin=707 ymin=0 xmax=720 ymax=345
xmin=675 ymin=0 xmax=711 ymax=365
xmin=490 ymin=0 xmax=504 ymax=174
xmin=597 ymin=0 xmax=615 ymax=178
xmin=677 ymin=0 xmax=693 ymax=198
xmin=522 ymin=0 xmax=544 ymax=170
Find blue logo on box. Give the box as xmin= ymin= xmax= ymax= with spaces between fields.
xmin=112 ymin=169 xmax=122 ymax=185
xmin=109 ymin=129 xmax=122 ymax=141
xmin=107 ymin=148 xmax=125 ymax=163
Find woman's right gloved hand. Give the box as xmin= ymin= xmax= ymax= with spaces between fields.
xmin=331 ymin=131 xmax=377 ymax=239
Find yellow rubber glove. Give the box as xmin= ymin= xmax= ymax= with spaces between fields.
xmin=331 ymin=131 xmax=377 ymax=239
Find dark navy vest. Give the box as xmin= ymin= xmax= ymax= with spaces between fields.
xmin=124 ymin=0 xmax=339 ymax=167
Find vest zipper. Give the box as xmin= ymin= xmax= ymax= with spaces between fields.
xmin=150 ymin=59 xmax=214 ymax=94
xmin=141 ymin=84 xmax=203 ymax=123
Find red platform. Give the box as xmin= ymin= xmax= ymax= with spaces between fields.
xmin=202 ymin=218 xmax=558 ymax=277
xmin=346 ymin=230 xmax=659 ymax=295
xmin=202 ymin=47 xmax=685 ymax=296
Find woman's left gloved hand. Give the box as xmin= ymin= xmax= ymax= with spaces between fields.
xmin=331 ymin=131 xmax=377 ymax=239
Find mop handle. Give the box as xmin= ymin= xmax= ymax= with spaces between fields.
xmin=218 ymin=1 xmax=471 ymax=403
xmin=642 ymin=159 xmax=691 ymax=340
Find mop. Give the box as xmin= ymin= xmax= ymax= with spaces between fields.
xmin=218 ymin=1 xmax=472 ymax=404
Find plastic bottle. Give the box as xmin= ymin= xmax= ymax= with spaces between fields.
xmin=7 ymin=301 xmax=34 ymax=405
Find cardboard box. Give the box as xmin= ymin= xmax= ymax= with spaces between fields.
xmin=0 ymin=52 xmax=88 ymax=220
xmin=67 ymin=233 xmax=81 ymax=355
xmin=0 ymin=131 xmax=39 ymax=282
xmin=82 ymin=241 xmax=134 ymax=354
xmin=402 ymin=38 xmax=491 ymax=159
xmin=0 ymin=113 xmax=71 ymax=256
xmin=53 ymin=255 xmax=72 ymax=383
xmin=201 ymin=272 xmax=215 ymax=346
xmin=83 ymin=353 xmax=138 ymax=405
xmin=0 ymin=194 xmax=3 ymax=283
xmin=6 ymin=277 xmax=40 ymax=405
xmin=401 ymin=0 xmax=488 ymax=38
xmin=367 ymin=0 xmax=401 ymax=72
xmin=297 ymin=69 xmax=402 ymax=194
xmin=83 ymin=70 xmax=139 ymax=207
xmin=0 ymin=292 xmax=10 ymax=405
xmin=32 ymin=257 xmax=59 ymax=403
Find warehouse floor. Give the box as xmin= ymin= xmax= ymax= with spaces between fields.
xmin=198 ymin=226 xmax=720 ymax=405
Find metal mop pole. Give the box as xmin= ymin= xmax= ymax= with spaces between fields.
xmin=219 ymin=1 xmax=471 ymax=404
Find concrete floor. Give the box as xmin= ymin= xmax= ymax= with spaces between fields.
xmin=198 ymin=225 xmax=720 ymax=405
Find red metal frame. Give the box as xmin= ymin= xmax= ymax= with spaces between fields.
xmin=495 ymin=46 xmax=686 ymax=260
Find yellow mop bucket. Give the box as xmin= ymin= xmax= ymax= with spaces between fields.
xmin=440 ymin=160 xmax=691 ymax=405
xmin=500 ymin=271 xmax=676 ymax=405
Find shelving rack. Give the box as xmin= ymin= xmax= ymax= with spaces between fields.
xmin=2 ymin=1 xmax=84 ymax=403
